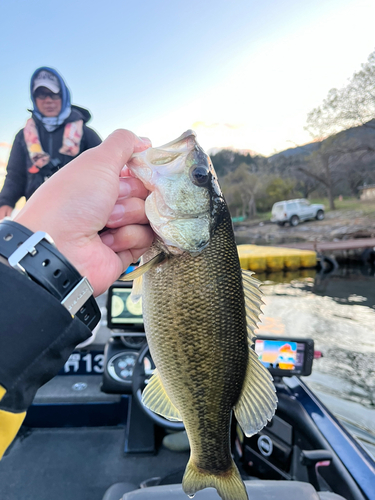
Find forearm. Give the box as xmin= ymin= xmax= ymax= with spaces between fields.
xmin=0 ymin=262 xmax=91 ymax=459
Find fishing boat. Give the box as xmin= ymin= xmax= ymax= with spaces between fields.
xmin=0 ymin=280 xmax=373 ymax=500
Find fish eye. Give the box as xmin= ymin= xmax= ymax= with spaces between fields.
xmin=190 ymin=165 xmax=209 ymax=186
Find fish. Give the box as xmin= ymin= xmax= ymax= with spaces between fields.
xmin=123 ymin=130 xmax=277 ymax=500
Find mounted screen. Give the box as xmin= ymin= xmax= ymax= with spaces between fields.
xmin=107 ymin=281 xmax=144 ymax=330
xmin=254 ymin=336 xmax=314 ymax=377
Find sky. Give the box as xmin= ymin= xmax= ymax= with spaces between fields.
xmin=0 ymin=0 xmax=374 ymax=170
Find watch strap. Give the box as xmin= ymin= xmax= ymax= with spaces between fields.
xmin=0 ymin=220 xmax=100 ymax=331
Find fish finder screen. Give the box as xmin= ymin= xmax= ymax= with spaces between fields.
xmin=255 ymin=339 xmax=306 ymax=374
xmin=110 ymin=288 xmax=143 ymax=324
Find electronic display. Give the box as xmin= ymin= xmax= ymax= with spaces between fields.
xmin=107 ymin=282 xmax=144 ymax=329
xmin=254 ymin=336 xmax=314 ymax=377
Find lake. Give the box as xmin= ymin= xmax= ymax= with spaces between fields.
xmin=253 ymin=264 xmax=375 ymax=458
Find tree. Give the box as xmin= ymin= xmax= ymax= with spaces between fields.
xmin=255 ymin=176 xmax=299 ymax=212
xmin=304 ymin=50 xmax=375 ymax=207
xmin=268 ymin=153 xmax=320 ymax=199
xmin=221 ymin=163 xmax=259 ymax=218
xmin=296 ymin=138 xmax=342 ymax=209
xmin=210 ymin=150 xmax=256 ymax=177
xmin=306 ymin=50 xmax=375 ymax=139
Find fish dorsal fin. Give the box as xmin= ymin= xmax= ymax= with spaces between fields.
xmin=242 ymin=270 xmax=264 ymax=342
xmin=233 ymin=270 xmax=277 ymax=436
xmin=119 ymin=252 xmax=166 ymax=282
xmin=142 ymin=369 xmax=182 ymax=422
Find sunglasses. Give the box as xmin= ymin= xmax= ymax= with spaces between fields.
xmin=34 ymin=90 xmax=62 ymax=100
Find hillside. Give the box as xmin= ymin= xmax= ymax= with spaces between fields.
xmin=268 ymin=119 xmax=375 ymax=162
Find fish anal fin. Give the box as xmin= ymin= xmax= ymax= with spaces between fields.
xmin=142 ymin=370 xmax=182 ymax=422
xmin=234 ymin=348 xmax=277 ymax=437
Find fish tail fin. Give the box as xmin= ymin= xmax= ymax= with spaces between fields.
xmin=182 ymin=459 xmax=248 ymax=500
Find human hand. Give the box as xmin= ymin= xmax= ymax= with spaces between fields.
xmin=14 ymin=130 xmax=154 ymax=296
xmin=0 ymin=205 xmax=13 ymax=220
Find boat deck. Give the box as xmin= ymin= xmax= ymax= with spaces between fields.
xmin=0 ymin=425 xmax=189 ymax=500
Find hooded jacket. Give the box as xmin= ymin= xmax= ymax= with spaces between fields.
xmin=0 ymin=67 xmax=101 ymax=208
xmin=0 ymin=261 xmax=91 ymax=459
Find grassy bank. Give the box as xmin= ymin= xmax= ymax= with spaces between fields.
xmin=235 ymin=197 xmax=375 ymax=226
xmin=309 ymin=197 xmax=375 ymax=215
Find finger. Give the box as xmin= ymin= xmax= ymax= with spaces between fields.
xmin=106 ymin=198 xmax=149 ymax=227
xmin=120 ymin=166 xmax=136 ymax=178
xmin=100 ymin=224 xmax=154 ymax=253
xmin=135 ymin=136 xmax=152 ymax=152
xmin=73 ymin=130 xmax=151 ymax=178
xmin=118 ymin=177 xmax=149 ymax=200
xmin=116 ymin=246 xmax=152 ymax=273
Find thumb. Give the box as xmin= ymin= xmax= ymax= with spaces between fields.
xmin=77 ymin=129 xmax=151 ymax=177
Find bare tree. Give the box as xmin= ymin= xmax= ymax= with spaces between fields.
xmin=306 ymin=50 xmax=375 ymax=139
xmin=297 ymin=145 xmax=340 ymax=209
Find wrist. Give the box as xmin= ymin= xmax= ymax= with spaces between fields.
xmin=0 ymin=220 xmax=101 ymax=331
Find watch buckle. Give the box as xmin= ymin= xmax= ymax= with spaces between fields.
xmin=8 ymin=231 xmax=55 ymax=275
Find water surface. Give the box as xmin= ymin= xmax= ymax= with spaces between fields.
xmin=254 ymin=265 xmax=375 ymax=457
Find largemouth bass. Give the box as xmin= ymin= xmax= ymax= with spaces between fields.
xmin=124 ymin=130 xmax=277 ymax=500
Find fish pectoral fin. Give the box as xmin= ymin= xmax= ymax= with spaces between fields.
xmin=142 ymin=370 xmax=182 ymax=422
xmin=129 ymin=257 xmax=144 ymax=302
xmin=130 ymin=275 xmax=143 ymax=302
xmin=234 ymin=348 xmax=277 ymax=437
xmin=119 ymin=252 xmax=166 ymax=281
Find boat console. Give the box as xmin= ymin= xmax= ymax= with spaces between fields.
xmin=101 ymin=282 xmax=374 ymax=500
xmin=1 ymin=281 xmax=374 ymax=500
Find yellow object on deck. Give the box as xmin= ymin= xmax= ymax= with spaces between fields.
xmin=237 ymin=244 xmax=317 ymax=272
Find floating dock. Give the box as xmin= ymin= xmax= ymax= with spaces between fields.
xmin=276 ymin=238 xmax=375 ymax=253
xmin=237 ymin=244 xmax=317 ymax=272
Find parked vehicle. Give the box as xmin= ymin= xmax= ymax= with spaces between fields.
xmin=271 ymin=199 xmax=325 ymax=226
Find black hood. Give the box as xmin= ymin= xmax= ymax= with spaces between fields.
xmin=67 ymin=105 xmax=93 ymax=124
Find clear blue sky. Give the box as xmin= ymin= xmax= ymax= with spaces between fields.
xmin=1 ymin=0 xmax=374 ymax=164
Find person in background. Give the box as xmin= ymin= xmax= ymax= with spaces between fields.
xmin=0 ymin=66 xmax=102 ymax=219
xmin=0 ymin=129 xmax=154 ymax=459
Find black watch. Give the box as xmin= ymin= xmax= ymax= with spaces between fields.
xmin=0 ymin=220 xmax=101 ymax=331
